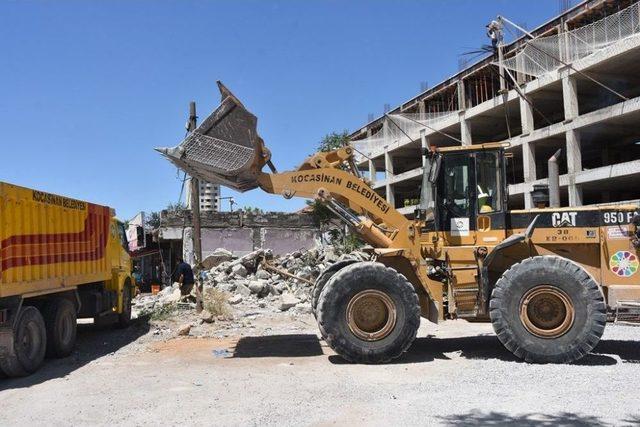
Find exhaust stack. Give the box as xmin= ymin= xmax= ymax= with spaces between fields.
xmin=155 ymin=81 xmax=268 ymax=192
xmin=548 ymin=149 xmax=562 ymax=208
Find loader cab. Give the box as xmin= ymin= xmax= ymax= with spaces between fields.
xmin=422 ymin=143 xmax=509 ymax=242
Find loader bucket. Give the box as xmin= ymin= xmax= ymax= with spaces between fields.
xmin=155 ymin=81 xmax=267 ymax=192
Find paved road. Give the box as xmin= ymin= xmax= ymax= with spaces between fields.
xmin=0 ymin=317 xmax=638 ymax=426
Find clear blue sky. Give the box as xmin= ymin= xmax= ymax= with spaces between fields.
xmin=0 ymin=0 xmax=564 ymax=219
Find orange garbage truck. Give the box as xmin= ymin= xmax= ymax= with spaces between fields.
xmin=0 ymin=182 xmax=134 ymax=377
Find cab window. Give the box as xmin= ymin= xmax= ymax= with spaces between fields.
xmin=118 ymin=223 xmax=129 ymax=251
xmin=441 ymin=153 xmax=471 ymax=218
xmin=476 ymin=151 xmax=502 ymax=214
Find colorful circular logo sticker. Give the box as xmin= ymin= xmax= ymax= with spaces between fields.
xmin=610 ymin=251 xmax=639 ymax=278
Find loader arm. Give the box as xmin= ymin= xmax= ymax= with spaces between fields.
xmin=256 ymin=150 xmax=414 ymax=247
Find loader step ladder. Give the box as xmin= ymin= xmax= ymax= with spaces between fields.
xmin=614 ymin=300 xmax=640 ymax=324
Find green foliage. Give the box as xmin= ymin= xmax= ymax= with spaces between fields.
xmin=150 ymin=303 xmax=178 ymax=321
xmin=305 ymin=199 xmax=334 ymax=225
xmin=167 ymin=201 xmax=186 ymax=212
xmin=327 ymin=229 xmax=364 ymax=255
xmin=146 ymin=211 xmax=161 ymax=229
xmin=318 ymin=130 xmax=350 ymax=152
xmin=243 ymin=206 xmax=264 ymax=214
xmin=339 ymin=233 xmax=365 ymax=254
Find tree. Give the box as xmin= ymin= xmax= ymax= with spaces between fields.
xmin=146 ymin=211 xmax=161 ymax=229
xmin=146 ymin=202 xmax=185 ymax=230
xmin=242 ymin=206 xmax=264 ymax=214
xmin=166 ymin=201 xmax=186 ymax=212
xmin=318 ymin=130 xmax=350 ymax=152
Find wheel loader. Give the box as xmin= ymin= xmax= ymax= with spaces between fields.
xmin=157 ymin=82 xmax=640 ymax=364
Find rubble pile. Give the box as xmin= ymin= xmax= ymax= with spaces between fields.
xmin=132 ymin=246 xmax=370 ymax=319
xmin=203 ymin=246 xmax=370 ymax=313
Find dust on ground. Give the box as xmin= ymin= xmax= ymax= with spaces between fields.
xmin=1 ymin=308 xmax=639 ymax=426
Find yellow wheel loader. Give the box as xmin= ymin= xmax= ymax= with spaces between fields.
xmin=157 ymin=82 xmax=640 ymax=364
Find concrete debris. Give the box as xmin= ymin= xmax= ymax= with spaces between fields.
xmin=201 ymin=248 xmax=235 ymax=270
xmin=177 ymin=324 xmax=192 ymax=336
xmin=279 ymin=293 xmax=300 ymax=311
xmin=200 ymin=309 xmax=215 ymax=323
xmin=132 ymin=246 xmax=371 ymax=326
xmin=235 ymin=282 xmax=251 ymax=297
xmin=231 ymin=264 xmax=248 ymax=278
xmin=228 ymin=294 xmax=243 ymax=305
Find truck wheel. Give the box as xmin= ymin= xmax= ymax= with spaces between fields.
xmin=0 ymin=306 xmax=47 ymax=377
xmin=317 ymin=262 xmax=420 ymax=363
xmin=43 ymin=299 xmax=77 ymax=358
xmin=311 ymin=259 xmax=358 ymax=318
xmin=117 ymin=282 xmax=133 ymax=328
xmin=490 ymin=256 xmax=606 ymax=363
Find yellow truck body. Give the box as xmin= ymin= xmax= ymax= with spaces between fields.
xmin=0 ymin=182 xmax=133 ymax=377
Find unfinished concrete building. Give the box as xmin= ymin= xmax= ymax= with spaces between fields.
xmin=351 ymin=0 xmax=640 ymax=215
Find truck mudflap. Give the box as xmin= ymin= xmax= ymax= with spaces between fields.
xmin=0 ymin=296 xmax=22 ymax=357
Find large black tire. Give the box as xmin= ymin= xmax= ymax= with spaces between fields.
xmin=0 ymin=306 xmax=47 ymax=377
xmin=43 ymin=299 xmax=77 ymax=358
xmin=317 ymin=262 xmax=420 ymax=363
xmin=311 ymin=259 xmax=359 ymax=319
xmin=117 ymin=282 xmax=133 ymax=329
xmin=490 ymin=256 xmax=606 ymax=364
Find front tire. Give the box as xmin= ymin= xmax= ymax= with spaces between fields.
xmin=317 ymin=262 xmax=420 ymax=363
xmin=311 ymin=259 xmax=358 ymax=319
xmin=490 ymin=256 xmax=606 ymax=363
xmin=0 ymin=306 xmax=47 ymax=377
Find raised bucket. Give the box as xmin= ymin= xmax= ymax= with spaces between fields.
xmin=155 ymin=82 xmax=267 ymax=192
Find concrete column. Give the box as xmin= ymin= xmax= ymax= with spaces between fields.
xmin=418 ymin=99 xmax=426 ymax=118
xmin=460 ymin=112 xmax=472 ymax=145
xmin=457 ymin=80 xmax=466 ymax=111
xmin=368 ymin=159 xmax=376 ymax=182
xmin=385 ymin=183 xmax=395 ymax=206
xmin=562 ymin=74 xmax=579 ymax=122
xmin=568 ymin=183 xmax=583 ymax=207
xmin=566 ymin=129 xmax=583 ymax=207
xmin=566 ymin=129 xmax=582 ymax=174
xmin=516 ymin=52 xmax=526 ymax=85
xmin=384 ymin=147 xmax=394 ymax=179
xmin=522 ymin=141 xmax=536 ymax=209
xmin=420 ymin=130 xmax=429 ymax=168
xmin=520 ymin=96 xmax=535 ymax=136
xmin=384 ymin=147 xmax=395 ymax=205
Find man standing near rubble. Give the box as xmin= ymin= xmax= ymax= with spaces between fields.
xmin=176 ymin=257 xmax=195 ymax=296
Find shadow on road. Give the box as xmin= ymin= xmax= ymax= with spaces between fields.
xmin=0 ymin=317 xmax=150 ymax=391
xmin=232 ymin=334 xmax=323 ymax=358
xmin=437 ymin=410 xmax=610 ymax=426
xmin=326 ymin=334 xmax=636 ymax=366
xmin=229 ymin=332 xmax=639 ymax=366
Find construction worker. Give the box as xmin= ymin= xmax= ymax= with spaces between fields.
xmin=486 ymin=20 xmax=502 ymax=54
xmin=477 ymin=184 xmax=495 ymax=213
xmin=175 ymin=257 xmax=195 ymax=296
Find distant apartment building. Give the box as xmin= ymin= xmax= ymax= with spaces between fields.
xmin=351 ymin=0 xmax=640 ymax=215
xmin=185 ymin=177 xmax=220 ymax=212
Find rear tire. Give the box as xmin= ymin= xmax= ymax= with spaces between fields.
xmin=0 ymin=306 xmax=47 ymax=377
xmin=490 ymin=256 xmax=606 ymax=363
xmin=317 ymin=262 xmax=420 ymax=363
xmin=43 ymin=299 xmax=77 ymax=358
xmin=311 ymin=259 xmax=358 ymax=319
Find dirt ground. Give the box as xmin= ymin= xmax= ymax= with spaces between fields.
xmin=1 ymin=312 xmax=639 ymax=426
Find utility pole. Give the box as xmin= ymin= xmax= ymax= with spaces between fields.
xmin=187 ymin=101 xmax=204 ymax=312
